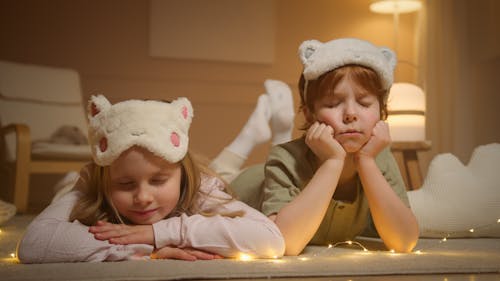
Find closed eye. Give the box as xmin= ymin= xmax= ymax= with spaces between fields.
xmin=116 ymin=181 xmax=135 ymax=190
xmin=150 ymin=178 xmax=168 ymax=186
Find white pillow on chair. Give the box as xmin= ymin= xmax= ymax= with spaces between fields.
xmin=408 ymin=143 xmax=500 ymax=238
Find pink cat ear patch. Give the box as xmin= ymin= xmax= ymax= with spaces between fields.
xmin=170 ymin=132 xmax=180 ymax=147
xmin=99 ymin=137 xmax=108 ymax=152
xmin=91 ymin=103 xmax=100 ymax=117
xmin=182 ymin=106 xmax=188 ymax=119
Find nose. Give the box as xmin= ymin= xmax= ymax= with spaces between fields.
xmin=343 ymin=113 xmax=357 ymax=123
xmin=343 ymin=103 xmax=358 ymax=124
xmin=134 ymin=185 xmax=153 ymax=206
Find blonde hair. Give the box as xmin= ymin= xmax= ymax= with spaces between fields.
xmin=298 ymin=65 xmax=388 ymax=130
xmin=70 ymin=150 xmax=239 ymax=226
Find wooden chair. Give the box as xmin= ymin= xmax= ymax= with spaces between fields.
xmin=391 ymin=140 xmax=432 ymax=190
xmin=0 ymin=60 xmax=91 ymax=213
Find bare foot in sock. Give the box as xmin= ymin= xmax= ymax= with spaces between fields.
xmin=227 ymin=94 xmax=271 ymax=158
xmin=265 ymin=79 xmax=295 ymax=145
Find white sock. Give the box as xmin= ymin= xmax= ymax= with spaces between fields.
xmin=227 ymin=94 xmax=271 ymax=159
xmin=265 ymin=79 xmax=295 ymax=145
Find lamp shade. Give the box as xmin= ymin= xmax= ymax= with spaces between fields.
xmin=387 ymin=82 xmax=426 ymax=141
xmin=369 ymin=0 xmax=422 ymax=14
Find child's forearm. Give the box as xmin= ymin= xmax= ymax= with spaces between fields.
xmin=273 ymin=158 xmax=344 ymax=255
xmin=357 ymin=157 xmax=419 ymax=253
xmin=153 ymin=203 xmax=285 ymax=258
xmin=18 ymin=193 xmax=153 ymax=263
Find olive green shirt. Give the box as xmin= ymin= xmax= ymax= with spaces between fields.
xmin=231 ymin=137 xmax=409 ymax=245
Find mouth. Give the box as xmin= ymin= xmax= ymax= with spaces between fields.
xmin=338 ymin=129 xmax=362 ymax=136
xmin=131 ymin=208 xmax=158 ymax=217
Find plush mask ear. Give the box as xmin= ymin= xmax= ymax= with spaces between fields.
xmin=298 ymin=40 xmax=323 ymax=65
xmin=170 ymin=97 xmax=193 ymax=128
xmin=380 ymin=47 xmax=397 ymax=72
xmin=88 ymin=95 xmax=111 ymax=119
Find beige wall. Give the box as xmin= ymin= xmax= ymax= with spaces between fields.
xmin=421 ymin=0 xmax=500 ymax=170
xmin=0 ymin=0 xmax=418 ymax=166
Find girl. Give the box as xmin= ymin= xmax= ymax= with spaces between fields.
xmin=17 ymin=95 xmax=285 ymax=263
xmin=220 ymin=38 xmax=419 ymax=255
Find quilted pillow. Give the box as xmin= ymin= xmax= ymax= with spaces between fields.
xmin=408 ymin=143 xmax=500 ymax=238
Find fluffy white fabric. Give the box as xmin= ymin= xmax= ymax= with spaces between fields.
xmin=408 ymin=143 xmax=500 ymax=238
xmin=298 ymin=38 xmax=397 ymax=92
xmin=87 ymin=95 xmax=193 ymax=166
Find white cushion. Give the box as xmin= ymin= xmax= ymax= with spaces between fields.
xmin=408 ymin=143 xmax=500 ymax=238
xmin=31 ymin=142 xmax=91 ymax=161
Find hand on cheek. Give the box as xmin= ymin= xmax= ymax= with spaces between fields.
xmin=305 ymin=122 xmax=346 ymax=164
xmin=357 ymin=121 xmax=391 ymax=159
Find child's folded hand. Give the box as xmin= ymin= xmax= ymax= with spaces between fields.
xmin=89 ymin=220 xmax=155 ymax=246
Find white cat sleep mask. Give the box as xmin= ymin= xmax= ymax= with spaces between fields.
xmin=87 ymin=95 xmax=193 ymax=166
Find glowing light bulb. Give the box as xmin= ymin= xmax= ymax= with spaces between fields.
xmin=469 ymin=229 xmax=474 ymax=233
xmin=328 ymin=244 xmax=333 ymax=248
xmin=442 ymin=237 xmax=447 ymax=242
xmin=390 ymin=249 xmax=395 ymax=253
xmin=10 ymin=253 xmax=16 ymax=258
xmin=346 ymin=240 xmax=353 ymax=245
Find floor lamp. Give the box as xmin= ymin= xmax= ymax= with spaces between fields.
xmin=370 ymin=0 xmax=430 ymax=190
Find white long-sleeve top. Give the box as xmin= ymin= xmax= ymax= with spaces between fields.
xmin=18 ymin=172 xmax=285 ymax=263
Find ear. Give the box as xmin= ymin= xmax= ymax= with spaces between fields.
xmin=380 ymin=47 xmax=397 ymax=71
xmin=88 ymin=94 xmax=111 ymax=119
xmin=298 ymin=40 xmax=323 ymax=65
xmin=302 ymin=106 xmax=315 ymax=125
xmin=170 ymin=97 xmax=193 ymax=130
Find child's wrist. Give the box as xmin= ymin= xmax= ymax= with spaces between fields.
xmin=354 ymin=153 xmax=375 ymax=166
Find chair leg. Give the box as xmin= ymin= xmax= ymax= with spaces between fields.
xmin=13 ymin=125 xmax=32 ymax=213
xmin=14 ymin=161 xmax=30 ymax=213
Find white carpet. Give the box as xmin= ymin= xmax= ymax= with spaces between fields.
xmin=1 ymin=215 xmax=499 ymax=281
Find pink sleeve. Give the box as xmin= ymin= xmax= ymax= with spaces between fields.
xmin=17 ymin=190 xmax=153 ymax=263
xmin=152 ymin=176 xmax=285 ymax=258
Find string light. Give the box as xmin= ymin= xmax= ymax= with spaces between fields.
xmin=237 ymin=253 xmax=253 ymax=261
xmin=331 ymin=240 xmax=369 ymax=252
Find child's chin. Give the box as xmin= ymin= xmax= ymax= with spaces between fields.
xmin=341 ymin=143 xmax=363 ymax=153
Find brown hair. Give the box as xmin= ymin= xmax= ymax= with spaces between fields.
xmin=298 ymin=65 xmax=388 ymax=129
xmin=69 ymin=150 xmax=236 ymax=226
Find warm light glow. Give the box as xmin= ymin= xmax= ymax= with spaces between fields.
xmin=497 ymin=219 xmax=500 ymax=223
xmin=469 ymin=229 xmax=475 ymax=233
xmin=390 ymin=249 xmax=395 ymax=253
xmin=387 ymin=83 xmax=426 ymax=141
xmin=369 ymin=0 xmax=422 ymax=14
xmin=10 ymin=253 xmax=16 ymax=258
xmin=442 ymin=237 xmax=447 ymax=242
xmin=414 ymin=250 xmax=422 ymax=254
xmin=237 ymin=253 xmax=253 ymax=261
xmin=330 ymin=241 xmax=369 ymax=252
xmin=299 ymin=257 xmax=310 ymax=261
